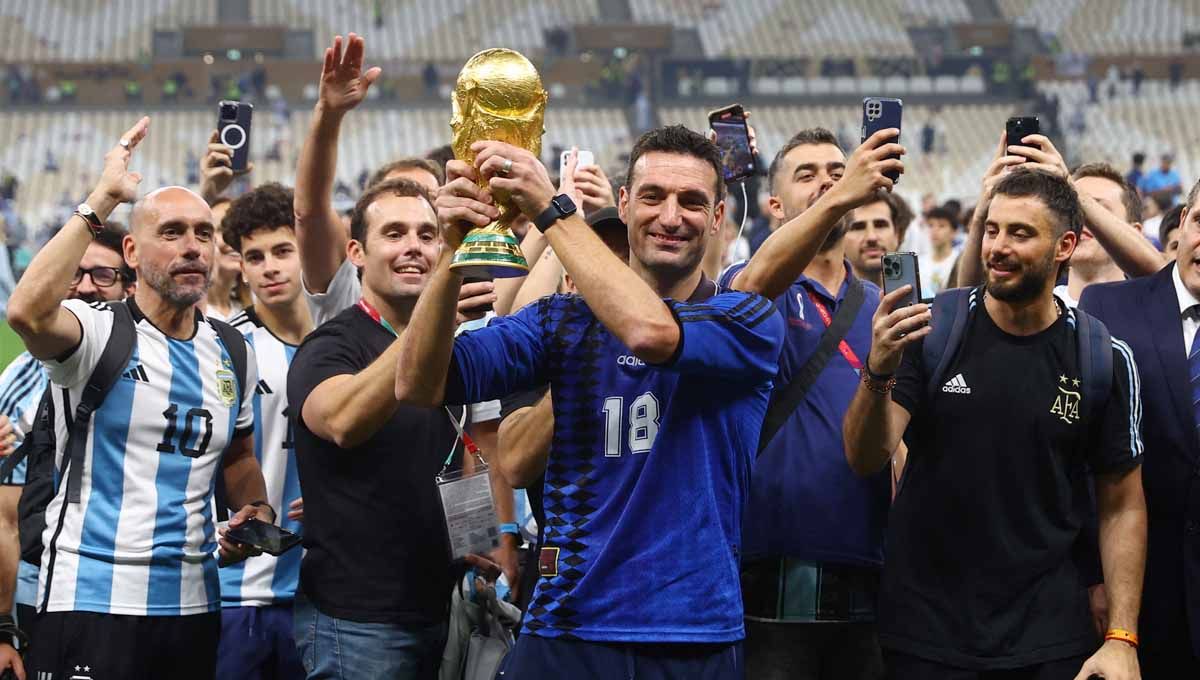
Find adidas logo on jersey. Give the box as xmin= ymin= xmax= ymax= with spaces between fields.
xmin=255 ymin=379 xmax=273 ymax=395
xmin=942 ymin=373 xmax=971 ymax=394
xmin=122 ymin=364 xmax=150 ymax=383
xmin=617 ymin=355 xmax=645 ymax=367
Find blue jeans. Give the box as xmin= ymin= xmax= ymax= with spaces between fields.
xmin=217 ymin=604 xmax=305 ymax=680
xmin=292 ymin=593 xmax=445 ymax=680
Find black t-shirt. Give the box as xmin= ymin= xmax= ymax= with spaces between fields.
xmin=288 ymin=305 xmax=460 ymax=624
xmin=884 ymin=301 xmax=1141 ymax=669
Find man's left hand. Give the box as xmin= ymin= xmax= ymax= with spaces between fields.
xmin=1073 ymin=639 xmax=1140 ymax=680
xmin=0 ymin=415 xmax=16 ymax=457
xmin=218 ymin=504 xmax=274 ymax=566
xmin=491 ymin=533 xmax=521 ymax=602
xmin=472 ymin=142 xmax=560 ymax=219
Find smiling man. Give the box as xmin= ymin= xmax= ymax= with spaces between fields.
xmin=286 ymin=177 xmax=468 ymax=679
xmin=843 ymin=193 xmax=906 ymax=288
xmin=395 ymin=125 xmax=783 ymax=679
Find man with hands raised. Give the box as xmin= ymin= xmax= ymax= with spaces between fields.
xmin=6 ymin=117 xmax=271 ymax=680
xmin=395 ymin=126 xmax=783 ymax=678
xmin=844 ymin=168 xmax=1146 ymax=680
xmin=719 ymin=125 xmax=903 ymax=679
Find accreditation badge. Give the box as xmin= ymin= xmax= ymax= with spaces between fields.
xmin=437 ymin=464 xmax=500 ymax=560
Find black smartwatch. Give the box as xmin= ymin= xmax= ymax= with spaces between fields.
xmin=534 ymin=194 xmax=577 ymax=233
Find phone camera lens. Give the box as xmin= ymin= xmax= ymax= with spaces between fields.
xmin=221 ymin=104 xmax=237 ymax=119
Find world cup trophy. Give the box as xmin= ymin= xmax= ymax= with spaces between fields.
xmin=449 ymin=48 xmax=548 ymax=278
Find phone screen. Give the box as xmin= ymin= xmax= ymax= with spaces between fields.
xmin=711 ymin=119 xmax=756 ymax=183
xmin=226 ymin=518 xmax=301 ymax=556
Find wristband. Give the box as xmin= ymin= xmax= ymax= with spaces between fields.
xmin=1104 ymin=628 xmax=1139 ymax=648
xmin=249 ymin=500 xmax=276 ymax=523
xmin=861 ymin=368 xmax=897 ymax=394
xmin=499 ymin=522 xmax=521 ymax=537
xmin=864 ymin=361 xmax=893 ymax=382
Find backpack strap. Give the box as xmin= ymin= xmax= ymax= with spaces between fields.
xmin=65 ymin=302 xmax=136 ymax=504
xmin=1070 ymin=306 xmax=1113 ymax=424
xmin=207 ymin=316 xmax=249 ymax=523
xmin=757 ymin=277 xmax=865 ymax=454
xmin=208 ymin=317 xmax=249 ymax=405
xmin=923 ymin=287 xmax=979 ymax=400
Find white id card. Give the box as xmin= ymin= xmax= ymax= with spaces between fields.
xmin=437 ymin=465 xmax=500 ymax=560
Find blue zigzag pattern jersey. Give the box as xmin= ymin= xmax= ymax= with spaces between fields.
xmin=219 ymin=307 xmax=302 ymax=607
xmin=0 ymin=350 xmax=48 ymax=485
xmin=446 ymin=283 xmax=783 ymax=643
xmin=37 ymin=299 xmax=256 ymax=616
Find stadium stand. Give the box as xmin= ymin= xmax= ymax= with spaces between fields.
xmin=999 ymin=0 xmax=1200 ymax=55
xmin=0 ymin=1 xmax=214 ymax=62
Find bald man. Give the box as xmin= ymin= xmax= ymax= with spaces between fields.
xmin=6 ymin=118 xmax=272 ymax=680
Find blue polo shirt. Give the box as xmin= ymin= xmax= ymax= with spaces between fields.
xmin=720 ymin=262 xmax=890 ymax=566
xmin=1138 ymin=167 xmax=1182 ymax=199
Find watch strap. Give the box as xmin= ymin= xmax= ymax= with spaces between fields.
xmin=74 ymin=203 xmax=103 ymax=237
xmin=534 ymin=194 xmax=576 ymax=233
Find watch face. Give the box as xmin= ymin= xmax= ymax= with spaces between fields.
xmin=552 ymin=194 xmax=576 ymax=214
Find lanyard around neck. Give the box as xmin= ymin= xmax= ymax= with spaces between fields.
xmin=356 ymin=297 xmax=399 ymax=337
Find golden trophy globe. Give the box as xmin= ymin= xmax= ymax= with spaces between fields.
xmin=449 ymin=48 xmax=548 ymax=278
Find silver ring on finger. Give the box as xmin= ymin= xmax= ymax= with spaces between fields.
xmin=500 ymin=158 xmax=513 ymax=176
xmin=119 ymin=138 xmax=131 ymax=149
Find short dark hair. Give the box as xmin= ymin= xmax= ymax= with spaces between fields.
xmin=1160 ymin=204 xmax=1184 ymax=247
xmin=350 ymin=177 xmax=436 ymax=245
xmin=367 ymin=157 xmax=444 ymax=190
xmin=1185 ymin=178 xmax=1200 ymax=215
xmin=992 ymin=168 xmax=1083 ymax=238
xmin=1072 ymin=162 xmax=1143 ymax=223
xmin=625 ymin=125 xmax=725 ymax=201
xmin=426 ymin=144 xmax=455 ymax=169
xmin=1132 ymin=152 xmax=1146 ymax=166
xmin=767 ymin=128 xmax=842 ymax=191
xmin=220 ymin=183 xmax=295 ymax=252
xmin=925 ymin=206 xmax=960 ymax=231
xmin=93 ymin=221 xmax=134 ymax=283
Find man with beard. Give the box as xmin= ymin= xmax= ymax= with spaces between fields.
xmin=6 ymin=117 xmax=271 ymax=680
xmin=842 ymin=192 xmax=910 ymax=288
xmin=394 ymin=126 xmax=783 ymax=678
xmin=0 ymin=227 xmax=133 ymax=680
xmin=717 ymin=126 xmax=903 ymax=679
xmin=844 ymin=168 xmax=1147 ymax=679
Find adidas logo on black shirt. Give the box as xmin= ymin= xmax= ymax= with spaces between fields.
xmin=942 ymin=373 xmax=971 ymax=394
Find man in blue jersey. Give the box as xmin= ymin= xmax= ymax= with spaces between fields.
xmin=718 ymin=126 xmax=903 ymax=680
xmin=6 ymin=117 xmax=273 ymax=680
xmin=0 ymin=227 xmax=133 ymax=679
xmin=219 ymin=183 xmax=312 ymax=680
xmin=394 ymin=125 xmax=784 ymax=678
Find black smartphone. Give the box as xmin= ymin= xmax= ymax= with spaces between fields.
xmin=461 ymin=275 xmax=494 ymax=314
xmin=1006 ymin=116 xmax=1040 ymax=154
xmin=225 ymin=518 xmax=301 ymax=556
xmin=882 ymin=252 xmax=922 ymax=308
xmin=217 ymin=100 xmax=253 ymax=172
xmin=708 ymin=104 xmax=757 ymax=184
xmin=861 ymin=97 xmax=903 ymax=182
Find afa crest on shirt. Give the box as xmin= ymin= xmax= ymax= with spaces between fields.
xmin=217 ymin=357 xmax=237 ymax=407
xmin=1050 ymin=374 xmax=1081 ymax=424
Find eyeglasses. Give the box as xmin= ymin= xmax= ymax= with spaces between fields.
xmin=72 ymin=266 xmax=122 ymax=288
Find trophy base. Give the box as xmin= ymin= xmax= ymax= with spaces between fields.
xmin=450 ymin=226 xmax=529 ymax=279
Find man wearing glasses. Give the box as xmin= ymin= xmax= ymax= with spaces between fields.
xmin=0 ymin=227 xmax=132 ymax=679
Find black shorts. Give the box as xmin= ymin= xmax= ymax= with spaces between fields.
xmin=28 ymin=610 xmax=220 ymax=680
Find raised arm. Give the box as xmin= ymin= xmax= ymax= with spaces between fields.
xmin=1010 ymin=134 xmax=1166 ymax=278
xmin=473 ymin=142 xmax=680 ymax=364
xmin=957 ymin=132 xmax=1025 ymax=288
xmin=303 ymin=338 xmax=411 ymax=448
xmin=294 ymin=33 xmax=381 ymax=293
xmin=843 ymin=285 xmax=929 ymax=475
xmin=199 ymin=128 xmax=252 ymax=205
xmin=495 ymin=390 xmax=554 ymax=488
xmin=731 ymin=128 xmax=905 ymax=298
xmin=7 ymin=117 xmax=149 ymax=360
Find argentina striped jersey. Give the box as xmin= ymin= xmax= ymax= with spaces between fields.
xmin=0 ymin=351 xmax=47 ymax=484
xmin=219 ymin=308 xmax=301 ymax=607
xmin=37 ymin=298 xmax=257 ymax=616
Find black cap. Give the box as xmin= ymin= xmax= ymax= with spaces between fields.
xmin=586 ymin=206 xmax=625 ymax=234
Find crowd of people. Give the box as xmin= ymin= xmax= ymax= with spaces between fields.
xmin=0 ymin=31 xmax=1195 ymax=680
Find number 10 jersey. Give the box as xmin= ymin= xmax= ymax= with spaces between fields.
xmin=37 ymin=299 xmax=256 ymax=616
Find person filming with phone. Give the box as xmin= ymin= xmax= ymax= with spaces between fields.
xmin=843 ymin=168 xmax=1147 ymax=680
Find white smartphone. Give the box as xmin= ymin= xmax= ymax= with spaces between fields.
xmin=560 ymin=149 xmax=595 ymax=177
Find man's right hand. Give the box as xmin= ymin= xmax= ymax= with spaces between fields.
xmin=0 ymin=641 xmax=24 ymax=680
xmin=436 ymin=160 xmax=499 ymax=252
xmin=866 ymin=285 xmax=931 ymax=376
xmin=826 ymin=128 xmax=906 ymax=210
xmin=317 ymin=33 xmax=381 ymax=117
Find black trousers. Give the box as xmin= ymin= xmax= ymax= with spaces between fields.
xmin=744 ymin=619 xmax=884 ymax=680
xmin=29 ymin=610 xmax=220 ymax=680
xmin=883 ymin=650 xmax=1090 ymax=680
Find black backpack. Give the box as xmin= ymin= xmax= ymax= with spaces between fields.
xmin=0 ymin=302 xmax=247 ymax=566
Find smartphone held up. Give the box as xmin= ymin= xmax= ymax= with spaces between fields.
xmin=882 ymin=252 xmax=923 ymax=308
xmin=861 ymin=97 xmax=903 ymax=183
xmin=707 ymin=104 xmax=757 ymax=184
xmin=217 ymin=100 xmax=253 ymax=172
